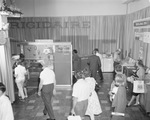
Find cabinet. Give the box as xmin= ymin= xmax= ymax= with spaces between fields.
xmin=101 ymin=57 xmax=114 ymax=72
xmin=140 ymin=84 xmax=150 ymax=114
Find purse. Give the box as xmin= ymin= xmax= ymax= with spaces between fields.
xmin=133 ymin=80 xmax=145 ymax=93
xmin=95 ymin=84 xmax=100 ymax=92
xmin=67 ymin=115 xmax=82 ymax=120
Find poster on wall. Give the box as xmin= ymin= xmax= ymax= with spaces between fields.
xmin=139 ymin=45 xmax=144 ymax=60
xmin=143 ymin=32 xmax=150 ymax=43
xmin=133 ymin=17 xmax=150 ymax=43
xmin=23 ymin=44 xmax=54 ymax=60
xmin=134 ymin=32 xmax=143 ymax=41
xmin=55 ymin=45 xmax=71 ymax=55
xmin=23 ymin=43 xmax=54 ymax=69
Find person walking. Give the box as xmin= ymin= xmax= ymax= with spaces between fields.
xmin=94 ymin=48 xmax=104 ymax=82
xmin=72 ymin=49 xmax=81 ymax=84
xmin=72 ymin=49 xmax=81 ymax=72
xmin=38 ymin=60 xmax=56 ymax=120
xmin=14 ymin=60 xmax=27 ymax=101
xmin=87 ymin=50 xmax=101 ymax=85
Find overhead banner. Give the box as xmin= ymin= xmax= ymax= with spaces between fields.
xmin=133 ymin=17 xmax=150 ymax=43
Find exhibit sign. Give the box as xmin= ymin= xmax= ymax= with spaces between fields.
xmin=133 ymin=17 xmax=150 ymax=43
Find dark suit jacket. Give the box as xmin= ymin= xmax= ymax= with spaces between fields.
xmin=87 ymin=55 xmax=101 ymax=79
xmin=88 ymin=55 xmax=101 ymax=70
xmin=72 ymin=54 xmax=81 ymax=71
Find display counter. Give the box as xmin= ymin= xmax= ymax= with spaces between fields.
xmin=123 ymin=66 xmax=137 ymax=77
xmin=140 ymin=75 xmax=150 ymax=114
xmin=140 ymin=83 xmax=150 ymax=114
xmin=81 ymin=55 xmax=114 ymax=72
xmin=101 ymin=56 xmax=114 ymax=72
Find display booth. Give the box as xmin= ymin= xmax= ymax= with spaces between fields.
xmin=21 ymin=41 xmax=72 ymax=87
xmin=0 ymin=13 xmax=15 ymax=103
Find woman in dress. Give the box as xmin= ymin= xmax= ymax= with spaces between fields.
xmin=71 ymin=67 xmax=102 ymax=120
xmin=127 ymin=59 xmax=145 ymax=106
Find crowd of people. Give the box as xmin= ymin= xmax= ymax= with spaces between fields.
xmin=0 ymin=48 xmax=148 ymax=120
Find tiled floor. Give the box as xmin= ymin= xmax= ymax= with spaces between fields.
xmin=12 ymin=73 xmax=150 ymax=120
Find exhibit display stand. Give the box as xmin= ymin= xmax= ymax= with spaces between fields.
xmin=0 ymin=12 xmax=15 ymax=102
xmin=101 ymin=56 xmax=114 ymax=72
xmin=21 ymin=41 xmax=72 ymax=88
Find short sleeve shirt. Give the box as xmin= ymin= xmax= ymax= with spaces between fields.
xmin=14 ymin=65 xmax=27 ymax=81
xmin=40 ymin=67 xmax=55 ymax=85
xmin=72 ymin=79 xmax=90 ymax=102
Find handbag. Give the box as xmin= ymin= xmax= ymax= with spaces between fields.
xmin=133 ymin=80 xmax=145 ymax=93
xmin=95 ymin=84 xmax=100 ymax=92
xmin=67 ymin=115 xmax=81 ymax=120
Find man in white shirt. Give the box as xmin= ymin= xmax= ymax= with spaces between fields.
xmin=0 ymin=82 xmax=14 ymax=120
xmin=94 ymin=48 xmax=104 ymax=82
xmin=14 ymin=60 xmax=27 ymax=100
xmin=38 ymin=60 xmax=56 ymax=120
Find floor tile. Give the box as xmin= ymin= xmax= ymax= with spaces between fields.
xmin=26 ymin=106 xmax=34 ymax=110
xmin=66 ymin=96 xmax=72 ymax=99
xmin=28 ymin=100 xmax=35 ymax=103
xmin=101 ymin=100 xmax=108 ymax=104
xmin=98 ymin=91 xmax=104 ymax=94
xmin=105 ymin=106 xmax=111 ymax=111
xmin=53 ymin=106 xmax=60 ymax=110
xmin=36 ymin=112 xmax=43 ymax=117
xmin=52 ymin=100 xmax=59 ymax=104
xmin=12 ymin=73 xmax=150 ymax=120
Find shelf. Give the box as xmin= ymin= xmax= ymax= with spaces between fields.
xmin=0 ymin=11 xmax=9 ymax=16
xmin=0 ymin=11 xmax=22 ymax=17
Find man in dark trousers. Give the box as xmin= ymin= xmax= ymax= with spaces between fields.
xmin=72 ymin=49 xmax=81 ymax=72
xmin=38 ymin=60 xmax=56 ymax=120
xmin=87 ymin=50 xmax=101 ymax=85
xmin=72 ymin=49 xmax=81 ymax=85
xmin=94 ymin=48 xmax=104 ymax=82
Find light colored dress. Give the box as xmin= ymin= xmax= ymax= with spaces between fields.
xmin=85 ymin=77 xmax=102 ymax=120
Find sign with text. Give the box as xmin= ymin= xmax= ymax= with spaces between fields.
xmin=133 ymin=17 xmax=150 ymax=44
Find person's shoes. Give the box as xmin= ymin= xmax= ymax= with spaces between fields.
xmin=43 ymin=112 xmax=47 ymax=115
xmin=25 ymin=95 xmax=28 ymax=98
xmin=126 ymin=104 xmax=130 ymax=107
xmin=134 ymin=102 xmax=139 ymax=106
xmin=43 ymin=110 xmax=47 ymax=115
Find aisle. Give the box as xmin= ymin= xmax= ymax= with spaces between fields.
xmin=12 ymin=73 xmax=150 ymax=120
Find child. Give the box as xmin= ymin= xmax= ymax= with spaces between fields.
xmin=109 ymin=64 xmax=127 ymax=120
xmin=109 ymin=64 xmax=124 ymax=101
